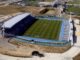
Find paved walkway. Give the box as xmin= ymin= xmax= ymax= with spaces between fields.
xmin=0 ymin=53 xmax=73 ymax=60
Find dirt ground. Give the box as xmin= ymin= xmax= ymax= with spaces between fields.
xmin=10 ymin=39 xmax=71 ymax=53
xmin=0 ymin=5 xmax=56 ymax=16
xmin=0 ymin=36 xmax=71 ymax=57
xmin=73 ymin=16 xmax=80 ymax=19
xmin=73 ymin=53 xmax=80 ymax=60
xmin=0 ymin=5 xmax=44 ymax=15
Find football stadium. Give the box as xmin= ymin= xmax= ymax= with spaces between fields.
xmin=2 ymin=13 xmax=73 ymax=46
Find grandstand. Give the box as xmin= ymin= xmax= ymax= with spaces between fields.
xmin=2 ymin=13 xmax=36 ymax=36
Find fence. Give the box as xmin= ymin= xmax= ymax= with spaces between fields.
xmin=14 ymin=36 xmax=71 ymax=47
xmin=35 ymin=15 xmax=68 ymax=21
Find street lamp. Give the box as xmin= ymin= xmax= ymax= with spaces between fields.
xmin=2 ymin=24 xmax=5 ymax=39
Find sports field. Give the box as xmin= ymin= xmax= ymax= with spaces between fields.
xmin=24 ymin=19 xmax=62 ymax=40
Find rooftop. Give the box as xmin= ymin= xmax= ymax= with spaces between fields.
xmin=2 ymin=13 xmax=30 ymax=28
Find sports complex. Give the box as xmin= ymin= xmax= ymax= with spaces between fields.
xmin=2 ymin=13 xmax=73 ymax=46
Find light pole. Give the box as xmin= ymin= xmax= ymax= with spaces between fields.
xmin=2 ymin=24 xmax=5 ymax=40
xmin=79 ymin=19 xmax=80 ymax=25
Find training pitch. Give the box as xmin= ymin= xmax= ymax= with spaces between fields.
xmin=24 ymin=19 xmax=62 ymax=40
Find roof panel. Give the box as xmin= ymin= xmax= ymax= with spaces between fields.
xmin=2 ymin=13 xmax=30 ymax=28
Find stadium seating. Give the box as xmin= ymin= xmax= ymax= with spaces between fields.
xmin=5 ymin=15 xmax=36 ymax=36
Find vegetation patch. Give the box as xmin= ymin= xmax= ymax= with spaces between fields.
xmin=67 ymin=6 xmax=80 ymax=15
xmin=67 ymin=0 xmax=80 ymax=4
xmin=73 ymin=53 xmax=80 ymax=60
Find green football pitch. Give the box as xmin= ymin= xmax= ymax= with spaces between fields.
xmin=24 ymin=19 xmax=62 ymax=40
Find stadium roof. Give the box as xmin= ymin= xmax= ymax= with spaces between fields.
xmin=2 ymin=13 xmax=30 ymax=28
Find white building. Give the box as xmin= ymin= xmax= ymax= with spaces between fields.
xmin=0 ymin=0 xmax=22 ymax=4
xmin=38 ymin=0 xmax=58 ymax=7
xmin=69 ymin=15 xmax=74 ymax=45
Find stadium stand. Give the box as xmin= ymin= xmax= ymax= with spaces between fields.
xmin=2 ymin=13 xmax=36 ymax=36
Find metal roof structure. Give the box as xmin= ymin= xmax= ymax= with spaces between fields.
xmin=2 ymin=13 xmax=30 ymax=28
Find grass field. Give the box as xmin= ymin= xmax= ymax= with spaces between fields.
xmin=24 ymin=19 xmax=62 ymax=40
xmin=67 ymin=6 xmax=80 ymax=15
xmin=67 ymin=0 xmax=80 ymax=4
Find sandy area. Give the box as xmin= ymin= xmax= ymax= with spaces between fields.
xmin=0 ymin=5 xmax=45 ymax=15
xmin=0 ymin=36 xmax=71 ymax=57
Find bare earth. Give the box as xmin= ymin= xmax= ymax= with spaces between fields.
xmin=0 ymin=5 xmax=44 ymax=15
xmin=0 ymin=35 xmax=71 ymax=57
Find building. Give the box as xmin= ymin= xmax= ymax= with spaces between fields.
xmin=2 ymin=13 xmax=36 ymax=36
xmin=0 ymin=0 xmax=22 ymax=2
xmin=38 ymin=0 xmax=69 ymax=7
xmin=0 ymin=0 xmax=22 ymax=5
